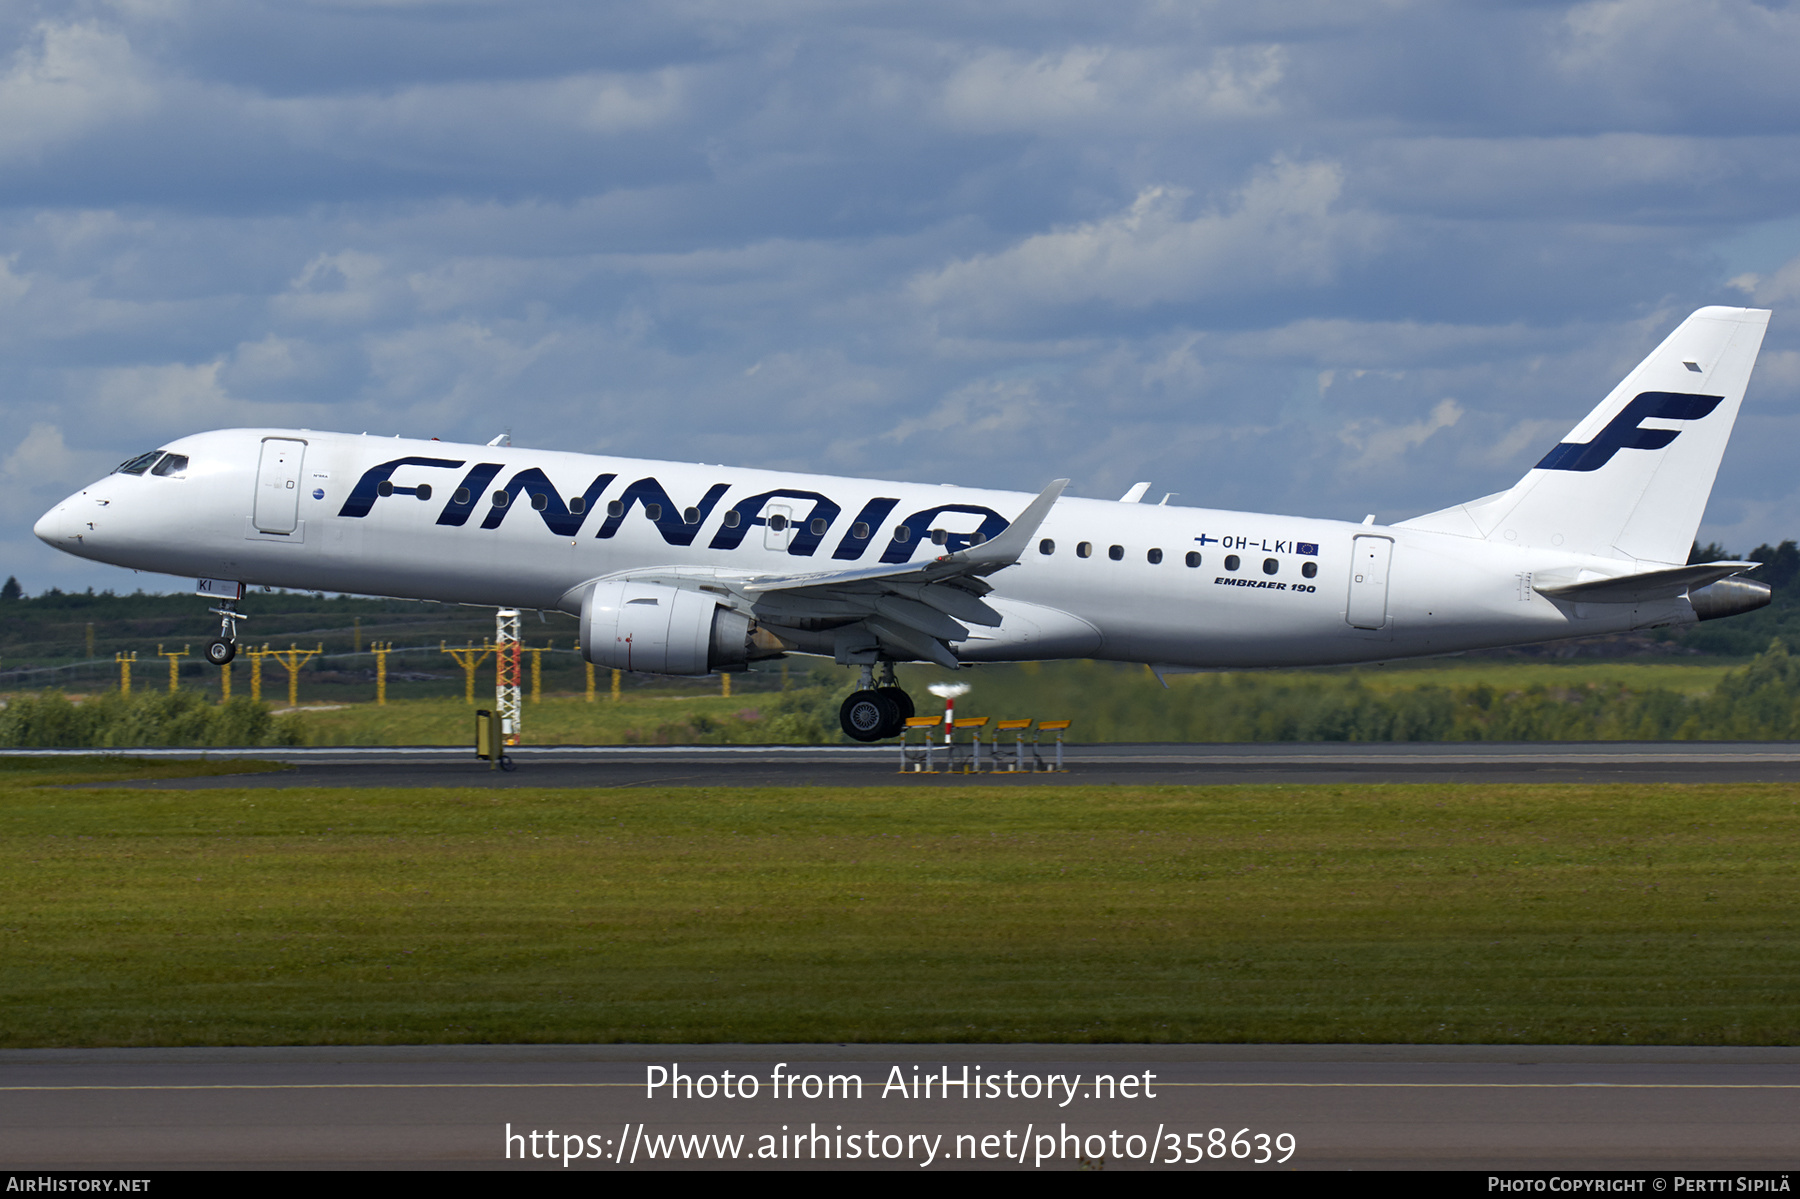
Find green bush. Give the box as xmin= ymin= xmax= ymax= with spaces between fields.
xmin=0 ymin=690 xmax=303 ymax=748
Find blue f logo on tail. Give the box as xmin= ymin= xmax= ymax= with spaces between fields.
xmin=1535 ymin=391 xmax=1723 ymax=473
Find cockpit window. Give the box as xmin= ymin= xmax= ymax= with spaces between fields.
xmin=150 ymin=454 xmax=189 ymax=477
xmin=115 ymin=451 xmax=163 ymax=476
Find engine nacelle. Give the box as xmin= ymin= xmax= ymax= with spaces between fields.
xmin=1689 ymin=577 xmax=1772 ymax=622
xmin=578 ymin=580 xmax=767 ymax=675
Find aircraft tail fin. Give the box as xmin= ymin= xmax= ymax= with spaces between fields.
xmin=1399 ymin=306 xmax=1770 ymax=564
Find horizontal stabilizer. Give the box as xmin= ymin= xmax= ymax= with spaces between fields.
xmin=1533 ymin=560 xmax=1758 ymax=604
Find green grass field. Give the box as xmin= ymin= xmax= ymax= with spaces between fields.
xmin=282 ymin=693 xmax=794 ymax=746
xmin=263 ymin=657 xmax=1751 ymax=747
xmin=3 ymin=759 xmax=1796 ymax=1047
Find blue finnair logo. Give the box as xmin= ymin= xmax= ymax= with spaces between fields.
xmin=336 ymin=457 xmax=1008 ymax=565
xmin=1535 ymin=391 xmax=1723 ymax=473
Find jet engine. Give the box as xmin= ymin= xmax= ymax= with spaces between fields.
xmin=1689 ymin=577 xmax=1772 ymax=622
xmin=578 ymin=580 xmax=783 ymax=674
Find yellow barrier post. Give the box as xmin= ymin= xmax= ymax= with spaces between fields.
xmin=266 ymin=643 xmax=323 ymax=710
xmin=373 ymin=641 xmax=391 ymax=705
xmin=953 ymin=716 xmax=989 ymax=773
xmin=440 ymin=641 xmax=493 ymax=705
xmin=611 ymin=668 xmax=621 ymax=701
xmin=156 ymin=643 xmax=190 ymax=694
xmin=220 ymin=659 xmax=231 ymax=703
xmin=900 ymin=715 xmax=941 ymax=773
xmin=526 ymin=641 xmax=551 ymax=704
xmin=995 ymin=719 xmax=1032 ymax=772
xmin=115 ymin=651 xmax=136 ymax=695
xmin=585 ymin=658 xmax=595 ymax=702
xmin=721 ymin=672 xmax=731 ymax=698
xmin=249 ymin=646 xmax=265 ymax=703
xmin=1035 ymin=719 xmax=1073 ymax=773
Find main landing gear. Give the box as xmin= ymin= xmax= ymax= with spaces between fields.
xmin=204 ymin=598 xmax=247 ymax=666
xmin=839 ymin=662 xmax=915 ymax=742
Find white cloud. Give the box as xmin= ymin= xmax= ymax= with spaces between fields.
xmin=0 ymin=21 xmax=158 ymax=162
xmin=1732 ymin=254 xmax=1800 ymax=307
xmin=912 ymin=160 xmax=1381 ymax=327
xmin=1336 ymin=397 xmax=1462 ymax=477
xmin=2 ymin=422 xmax=79 ymax=486
xmin=940 ymin=43 xmax=1285 ymax=133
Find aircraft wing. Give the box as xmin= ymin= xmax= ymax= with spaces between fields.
xmin=736 ymin=478 xmax=1068 ymax=668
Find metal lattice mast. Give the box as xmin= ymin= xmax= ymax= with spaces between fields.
xmin=495 ymin=609 xmax=522 ymax=744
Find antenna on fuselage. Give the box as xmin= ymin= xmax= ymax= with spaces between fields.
xmin=487 ymin=430 xmax=511 ymax=447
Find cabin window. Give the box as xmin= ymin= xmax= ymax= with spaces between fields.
xmin=1147 ymin=547 xmax=1162 ymax=564
xmin=1039 ymin=538 xmax=1055 ymax=555
xmin=415 ymin=483 xmax=432 ymax=501
xmin=568 ymin=496 xmax=584 ymax=514
xmin=1077 ymin=541 xmax=1092 ymax=558
xmin=851 ymin=522 xmax=870 ymax=539
xmin=150 ymin=454 xmax=188 ymax=477
xmin=1302 ymin=561 xmax=1318 ymax=579
xmin=115 ymin=451 xmax=162 ymax=476
xmin=453 ymin=488 xmax=471 ymax=505
xmin=931 ymin=528 xmax=948 ymax=545
xmin=723 ymin=509 xmax=741 ymax=528
xmin=1224 ymin=554 xmax=1240 ymax=571
xmin=767 ymin=513 xmax=787 ymax=532
xmin=1185 ymin=551 xmax=1201 ymax=568
xmin=1262 ymin=557 xmax=1278 ymax=575
xmin=685 ymin=507 xmax=702 ymax=524
xmin=377 ymin=480 xmax=394 ymax=497
xmin=894 ymin=525 xmax=911 ymax=543
xmin=531 ymin=492 xmax=548 ymax=510
xmin=810 ymin=517 xmax=827 ymax=536
xmin=606 ymin=500 xmax=623 ymax=517
xmin=644 ymin=503 xmax=662 ymax=521
xmin=1108 ymin=544 xmax=1123 ymax=561
xmin=492 ymin=490 xmax=509 ymax=507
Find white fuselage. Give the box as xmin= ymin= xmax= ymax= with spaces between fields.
xmin=34 ymin=428 xmax=1689 ymax=669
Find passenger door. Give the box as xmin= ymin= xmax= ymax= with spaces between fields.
xmin=253 ymin=438 xmax=307 ymax=535
xmin=1346 ymin=535 xmax=1393 ymax=630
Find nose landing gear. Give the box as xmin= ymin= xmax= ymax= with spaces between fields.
xmin=204 ymin=592 xmax=247 ymax=666
xmin=838 ymin=662 xmax=915 ymax=742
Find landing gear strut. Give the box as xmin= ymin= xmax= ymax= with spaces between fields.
xmin=205 ymin=598 xmax=247 ymax=666
xmin=839 ymin=662 xmax=914 ymax=741
xmin=876 ymin=660 xmax=912 ymax=727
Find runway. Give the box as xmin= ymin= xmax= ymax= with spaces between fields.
xmin=3 ymin=1043 xmax=1797 ymax=1171
xmin=27 ymin=741 xmax=1800 ymax=787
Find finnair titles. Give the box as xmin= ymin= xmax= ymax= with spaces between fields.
xmin=36 ymin=306 xmax=1776 ymax=739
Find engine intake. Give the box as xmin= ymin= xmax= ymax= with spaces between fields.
xmin=578 ymin=580 xmax=781 ymax=675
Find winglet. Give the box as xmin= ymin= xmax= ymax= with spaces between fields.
xmin=741 ymin=478 xmax=1068 ymax=595
xmin=942 ymin=478 xmax=1068 ymax=575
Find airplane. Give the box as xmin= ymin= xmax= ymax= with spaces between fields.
xmin=34 ymin=304 xmax=1775 ymax=741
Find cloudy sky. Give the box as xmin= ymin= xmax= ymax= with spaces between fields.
xmin=6 ymin=0 xmax=1800 ymax=593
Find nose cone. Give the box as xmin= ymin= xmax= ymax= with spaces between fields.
xmin=33 ymin=502 xmax=68 ymax=546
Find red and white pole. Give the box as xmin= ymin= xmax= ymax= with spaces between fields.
xmin=928 ymin=682 xmax=970 ymax=757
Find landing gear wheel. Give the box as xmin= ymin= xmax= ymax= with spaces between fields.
xmin=840 ymin=690 xmax=898 ymax=742
xmin=875 ymin=687 xmax=913 ymax=738
xmin=205 ymin=638 xmax=237 ymax=666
